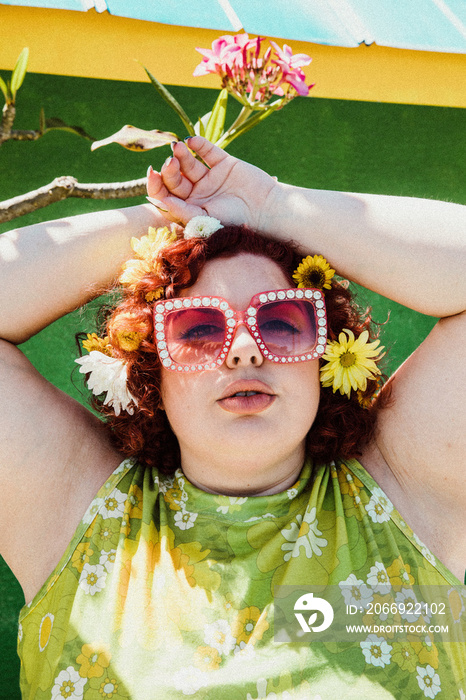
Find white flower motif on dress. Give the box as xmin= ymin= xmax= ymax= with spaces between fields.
xmin=280 ymin=507 xmax=328 ymax=561
xmin=75 ymin=351 xmax=138 ymax=416
xmin=51 ymin=666 xmax=87 ymax=699
xmin=246 ymin=678 xmax=294 ymax=700
xmin=100 ymin=489 xmax=127 ymax=519
xmin=365 ymin=487 xmax=393 ymax=524
xmin=79 ymin=563 xmax=107 ymax=596
xmin=203 ymin=620 xmax=236 ymax=655
xmin=395 ymin=588 xmax=421 ymax=622
xmin=366 ymin=562 xmax=391 ymax=594
xmin=82 ymin=497 xmax=105 ymax=525
xmin=113 ymin=457 xmax=135 ymax=475
xmin=184 ymin=215 xmax=223 ymax=239
xmin=216 ymin=496 xmax=248 ymax=514
xmin=360 ymin=634 xmax=392 ymax=668
xmin=99 ymin=549 xmax=117 ymax=573
xmin=412 ymin=532 xmax=437 ymax=565
xmin=173 ymin=665 xmax=209 ymax=695
xmin=459 ymin=689 xmax=465 ymax=700
xmin=17 ymin=622 xmax=23 ymax=643
xmin=286 ymin=487 xmax=298 ymax=499
xmin=416 ymin=665 xmax=441 ymax=698
xmin=174 ymin=509 xmax=198 ymax=530
xmin=339 ymin=573 xmax=374 ymax=609
xmin=233 ymin=641 xmax=256 ymax=660
xmin=159 ymin=474 xmax=176 ymax=494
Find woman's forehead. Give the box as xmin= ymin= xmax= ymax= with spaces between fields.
xmin=181 ymin=253 xmax=290 ymax=306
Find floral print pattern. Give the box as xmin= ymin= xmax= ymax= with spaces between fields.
xmin=18 ymin=458 xmax=465 ymax=698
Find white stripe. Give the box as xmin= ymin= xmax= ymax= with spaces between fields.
xmin=217 ymin=0 xmax=243 ymax=31
xmin=326 ymin=0 xmax=375 ymax=45
xmin=431 ymin=0 xmax=466 ymax=40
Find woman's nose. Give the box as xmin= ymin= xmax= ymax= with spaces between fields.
xmin=225 ymin=324 xmax=264 ymax=368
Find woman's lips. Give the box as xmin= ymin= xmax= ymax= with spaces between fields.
xmin=217 ymin=380 xmax=276 ymax=414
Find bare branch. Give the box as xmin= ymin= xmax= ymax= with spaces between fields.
xmin=1 ymin=103 xmax=16 ymax=143
xmin=0 ymin=176 xmax=147 ymax=223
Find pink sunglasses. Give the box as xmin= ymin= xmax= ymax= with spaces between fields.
xmin=154 ymin=288 xmax=327 ymax=372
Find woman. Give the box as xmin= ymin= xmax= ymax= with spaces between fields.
xmin=0 ymin=136 xmax=464 ymax=698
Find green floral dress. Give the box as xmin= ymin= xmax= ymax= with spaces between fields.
xmin=18 ymin=458 xmax=465 ymax=699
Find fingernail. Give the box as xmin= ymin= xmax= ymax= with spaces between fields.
xmin=170 ymin=141 xmax=178 ymax=152
xmin=146 ymin=165 xmax=154 ymax=178
xmin=183 ymin=136 xmax=192 ymax=143
xmin=146 ymin=196 xmax=168 ymax=212
xmin=164 ymin=156 xmax=173 ymax=167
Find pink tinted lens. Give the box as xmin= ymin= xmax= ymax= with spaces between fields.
xmin=165 ymin=307 xmax=226 ymax=365
xmin=256 ymin=299 xmax=317 ymax=356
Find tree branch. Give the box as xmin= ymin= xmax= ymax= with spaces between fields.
xmin=0 ymin=176 xmax=147 ymax=223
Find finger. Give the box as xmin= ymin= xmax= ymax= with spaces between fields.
xmin=161 ymin=157 xmax=194 ymax=200
xmin=159 ymin=196 xmax=206 ymax=225
xmin=146 ymin=166 xmax=168 ymax=199
xmin=184 ymin=136 xmax=230 ymax=168
xmin=171 ymin=142 xmax=210 ymax=183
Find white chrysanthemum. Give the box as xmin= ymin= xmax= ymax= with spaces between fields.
xmin=184 ymin=215 xmax=224 ymax=239
xmin=75 ymin=351 xmax=138 ymax=416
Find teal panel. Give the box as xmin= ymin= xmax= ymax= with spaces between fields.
xmin=0 ymin=72 xmax=465 ymax=699
xmin=106 ymin=0 xmax=236 ymax=29
xmin=351 ymin=0 xmax=466 ymax=52
xmin=229 ymin=0 xmax=357 ymax=45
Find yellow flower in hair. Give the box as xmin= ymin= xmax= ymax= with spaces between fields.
xmin=293 ymin=255 xmax=335 ymax=290
xmin=115 ymin=330 xmax=144 ymax=352
xmin=145 ymin=286 xmax=164 ymax=303
xmin=82 ymin=333 xmax=112 ymax=356
xmin=320 ymin=329 xmax=384 ymax=399
xmin=119 ymin=225 xmax=177 ymax=289
xmin=109 ymin=312 xmax=149 ymax=352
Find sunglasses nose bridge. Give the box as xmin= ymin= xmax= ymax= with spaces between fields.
xmin=224 ymin=310 xmax=264 ymax=367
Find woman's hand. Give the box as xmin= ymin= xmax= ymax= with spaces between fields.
xmin=147 ymin=137 xmax=279 ymax=230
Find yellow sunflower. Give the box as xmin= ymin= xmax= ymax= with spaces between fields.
xmin=293 ymin=254 xmax=335 ymax=290
xmin=320 ymin=329 xmax=384 ymax=398
xmin=82 ymin=333 xmax=112 ymax=356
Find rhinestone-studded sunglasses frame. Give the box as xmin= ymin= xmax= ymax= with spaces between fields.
xmin=154 ymin=288 xmax=328 ymax=372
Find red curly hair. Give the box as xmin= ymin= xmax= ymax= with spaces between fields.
xmin=85 ymin=225 xmax=389 ymax=472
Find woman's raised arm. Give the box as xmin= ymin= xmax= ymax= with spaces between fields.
xmin=0 ymin=203 xmax=164 ymax=344
xmin=149 ymin=137 xmax=465 ymax=318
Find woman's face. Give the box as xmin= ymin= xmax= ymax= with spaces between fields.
xmin=160 ymin=253 xmax=321 ymax=496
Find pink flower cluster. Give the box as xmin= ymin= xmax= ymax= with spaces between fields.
xmin=193 ymin=34 xmax=313 ymax=105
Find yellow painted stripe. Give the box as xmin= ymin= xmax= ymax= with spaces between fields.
xmin=0 ymin=6 xmax=465 ymax=107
